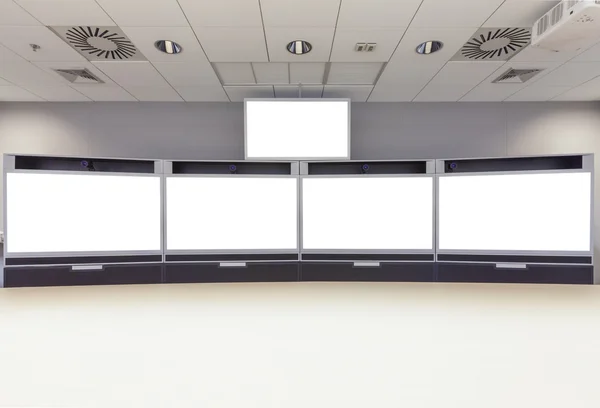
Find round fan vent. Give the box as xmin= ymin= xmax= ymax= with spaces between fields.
xmin=458 ymin=28 xmax=531 ymax=61
xmin=65 ymin=26 xmax=138 ymax=60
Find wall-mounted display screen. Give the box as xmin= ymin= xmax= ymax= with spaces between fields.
xmin=166 ymin=177 xmax=298 ymax=251
xmin=438 ymin=172 xmax=592 ymax=252
xmin=245 ymin=100 xmax=350 ymax=160
xmin=302 ymin=177 xmax=434 ymax=250
xmin=6 ymin=172 xmax=161 ymax=254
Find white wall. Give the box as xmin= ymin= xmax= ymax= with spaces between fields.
xmin=0 ymin=282 xmax=600 ymax=408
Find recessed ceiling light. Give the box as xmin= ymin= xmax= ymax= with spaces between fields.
xmin=155 ymin=40 xmax=182 ymax=55
xmin=416 ymin=41 xmax=443 ymax=55
xmin=287 ymin=40 xmax=312 ymax=55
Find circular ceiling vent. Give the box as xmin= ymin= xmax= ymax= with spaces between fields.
xmin=64 ymin=26 xmax=139 ymax=60
xmin=455 ymin=28 xmax=531 ymax=61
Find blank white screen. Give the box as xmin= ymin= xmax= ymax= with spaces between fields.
xmin=167 ymin=177 xmax=298 ymax=250
xmin=302 ymin=177 xmax=434 ymax=250
xmin=438 ymin=172 xmax=592 ymax=252
xmin=245 ymin=100 xmax=349 ymax=159
xmin=6 ymin=172 xmax=161 ymax=253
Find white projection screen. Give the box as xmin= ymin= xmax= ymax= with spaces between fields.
xmin=245 ymin=99 xmax=350 ymax=160
xmin=167 ymin=177 xmax=298 ymax=251
xmin=302 ymin=177 xmax=434 ymax=251
xmin=438 ymin=172 xmax=592 ymax=253
xmin=6 ymin=172 xmax=161 ymax=254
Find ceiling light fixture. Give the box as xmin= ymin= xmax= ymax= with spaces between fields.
xmin=287 ymin=40 xmax=312 ymax=55
xmin=416 ymin=41 xmax=443 ymax=55
xmin=155 ymin=40 xmax=182 ymax=55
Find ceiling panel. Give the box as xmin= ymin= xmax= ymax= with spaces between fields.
xmin=70 ymin=84 xmax=136 ymax=100
xmin=213 ymin=62 xmax=255 ymax=84
xmin=289 ymin=62 xmax=325 ymax=84
xmin=460 ymin=82 xmax=523 ymax=101
xmin=330 ymin=28 xmax=406 ymax=62
xmin=322 ymin=85 xmax=372 ymax=101
xmin=429 ymin=61 xmax=505 ymax=85
xmin=410 ymin=0 xmax=505 ymax=28
xmin=0 ymin=77 xmax=12 ymax=86
xmin=0 ymin=0 xmax=42 ymax=25
xmin=0 ymin=85 xmax=44 ymax=101
xmin=194 ymin=27 xmax=268 ymax=62
xmin=33 ymin=60 xmax=117 ymax=85
xmin=265 ymin=27 xmax=335 ymax=62
xmin=368 ymin=81 xmax=427 ymax=101
xmin=327 ymin=62 xmax=383 ymax=84
xmin=16 ymin=0 xmax=114 ymax=26
xmin=414 ymin=83 xmax=474 ymax=101
xmin=510 ymin=44 xmax=583 ymax=62
xmin=274 ymin=85 xmax=323 ymax=98
xmin=22 ymin=85 xmax=91 ymax=101
xmin=253 ymin=63 xmax=289 ymax=84
xmin=174 ymin=85 xmax=229 ymax=101
xmin=153 ymin=61 xmax=221 ymax=86
xmin=505 ymin=84 xmax=571 ymax=101
xmin=93 ymin=61 xmax=169 ymax=87
xmin=336 ymin=0 xmax=422 ymax=28
xmin=122 ymin=27 xmax=208 ymax=62
xmin=224 ymin=85 xmax=274 ymax=101
xmin=124 ymin=86 xmax=183 ymax=101
xmin=483 ymin=0 xmax=559 ymax=28
xmin=572 ymin=42 xmax=600 ymax=62
xmin=95 ymin=0 xmax=188 ymax=27
xmin=178 ymin=0 xmax=262 ymax=27
xmin=532 ymin=62 xmax=600 ymax=87
xmin=260 ymin=0 xmax=341 ymax=28
xmin=0 ymin=26 xmax=86 ymax=62
xmin=0 ymin=59 xmax=63 ymax=87
xmin=552 ymin=76 xmax=600 ymax=101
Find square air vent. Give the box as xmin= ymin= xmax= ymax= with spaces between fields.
xmin=53 ymin=68 xmax=104 ymax=84
xmin=50 ymin=26 xmax=146 ymax=61
xmin=452 ymin=27 xmax=531 ymax=62
xmin=492 ymin=68 xmax=543 ymax=83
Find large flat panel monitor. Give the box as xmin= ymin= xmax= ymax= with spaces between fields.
xmin=6 ymin=172 xmax=161 ymax=254
xmin=245 ymin=99 xmax=350 ymax=160
xmin=302 ymin=177 xmax=434 ymax=251
xmin=438 ymin=172 xmax=592 ymax=253
xmin=166 ymin=177 xmax=298 ymax=251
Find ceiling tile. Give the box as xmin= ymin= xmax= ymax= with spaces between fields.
xmin=330 ymin=28 xmax=406 ymax=62
xmin=483 ymin=0 xmax=559 ymax=28
xmin=411 ymin=0 xmax=505 ymax=28
xmin=22 ymin=85 xmax=91 ymax=101
xmin=336 ymin=0 xmax=422 ymax=28
xmin=213 ymin=62 xmax=255 ymax=84
xmin=289 ymin=62 xmax=325 ymax=84
xmin=429 ymin=61 xmax=505 ymax=85
xmin=368 ymin=81 xmax=426 ymax=101
xmin=175 ymin=85 xmax=229 ymax=101
xmin=95 ymin=0 xmax=188 ymax=27
xmin=532 ymin=62 xmax=600 ymax=87
xmin=322 ymin=85 xmax=372 ymax=101
xmin=274 ymin=85 xmax=323 ymax=98
xmin=552 ymin=76 xmax=600 ymax=101
xmin=0 ymin=0 xmax=42 ymax=25
xmin=265 ymin=27 xmax=335 ymax=62
xmin=15 ymin=0 xmax=114 ymax=26
xmin=260 ymin=0 xmax=340 ymax=27
xmin=327 ymin=62 xmax=383 ymax=85
xmin=506 ymin=84 xmax=571 ymax=101
xmin=70 ymin=84 xmax=136 ymax=100
xmin=178 ymin=0 xmax=262 ymax=27
xmin=252 ymin=62 xmax=289 ymax=84
xmin=0 ymin=85 xmax=44 ymax=101
xmin=460 ymin=82 xmax=523 ymax=101
xmin=0 ymin=77 xmax=11 ymax=86
xmin=572 ymin=41 xmax=600 ymax=62
xmin=153 ymin=61 xmax=221 ymax=86
xmin=0 ymin=59 xmax=63 ymax=87
xmin=414 ymin=83 xmax=474 ymax=101
xmin=93 ymin=61 xmax=169 ymax=87
xmin=124 ymin=86 xmax=183 ymax=101
xmin=122 ymin=27 xmax=207 ymax=62
xmin=33 ymin=60 xmax=117 ymax=85
xmin=224 ymin=85 xmax=274 ymax=101
xmin=0 ymin=26 xmax=86 ymax=62
xmin=194 ymin=27 xmax=268 ymax=62
xmin=510 ymin=44 xmax=582 ymax=62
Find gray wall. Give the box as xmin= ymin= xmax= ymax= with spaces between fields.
xmin=1 ymin=101 xmax=599 ymax=263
